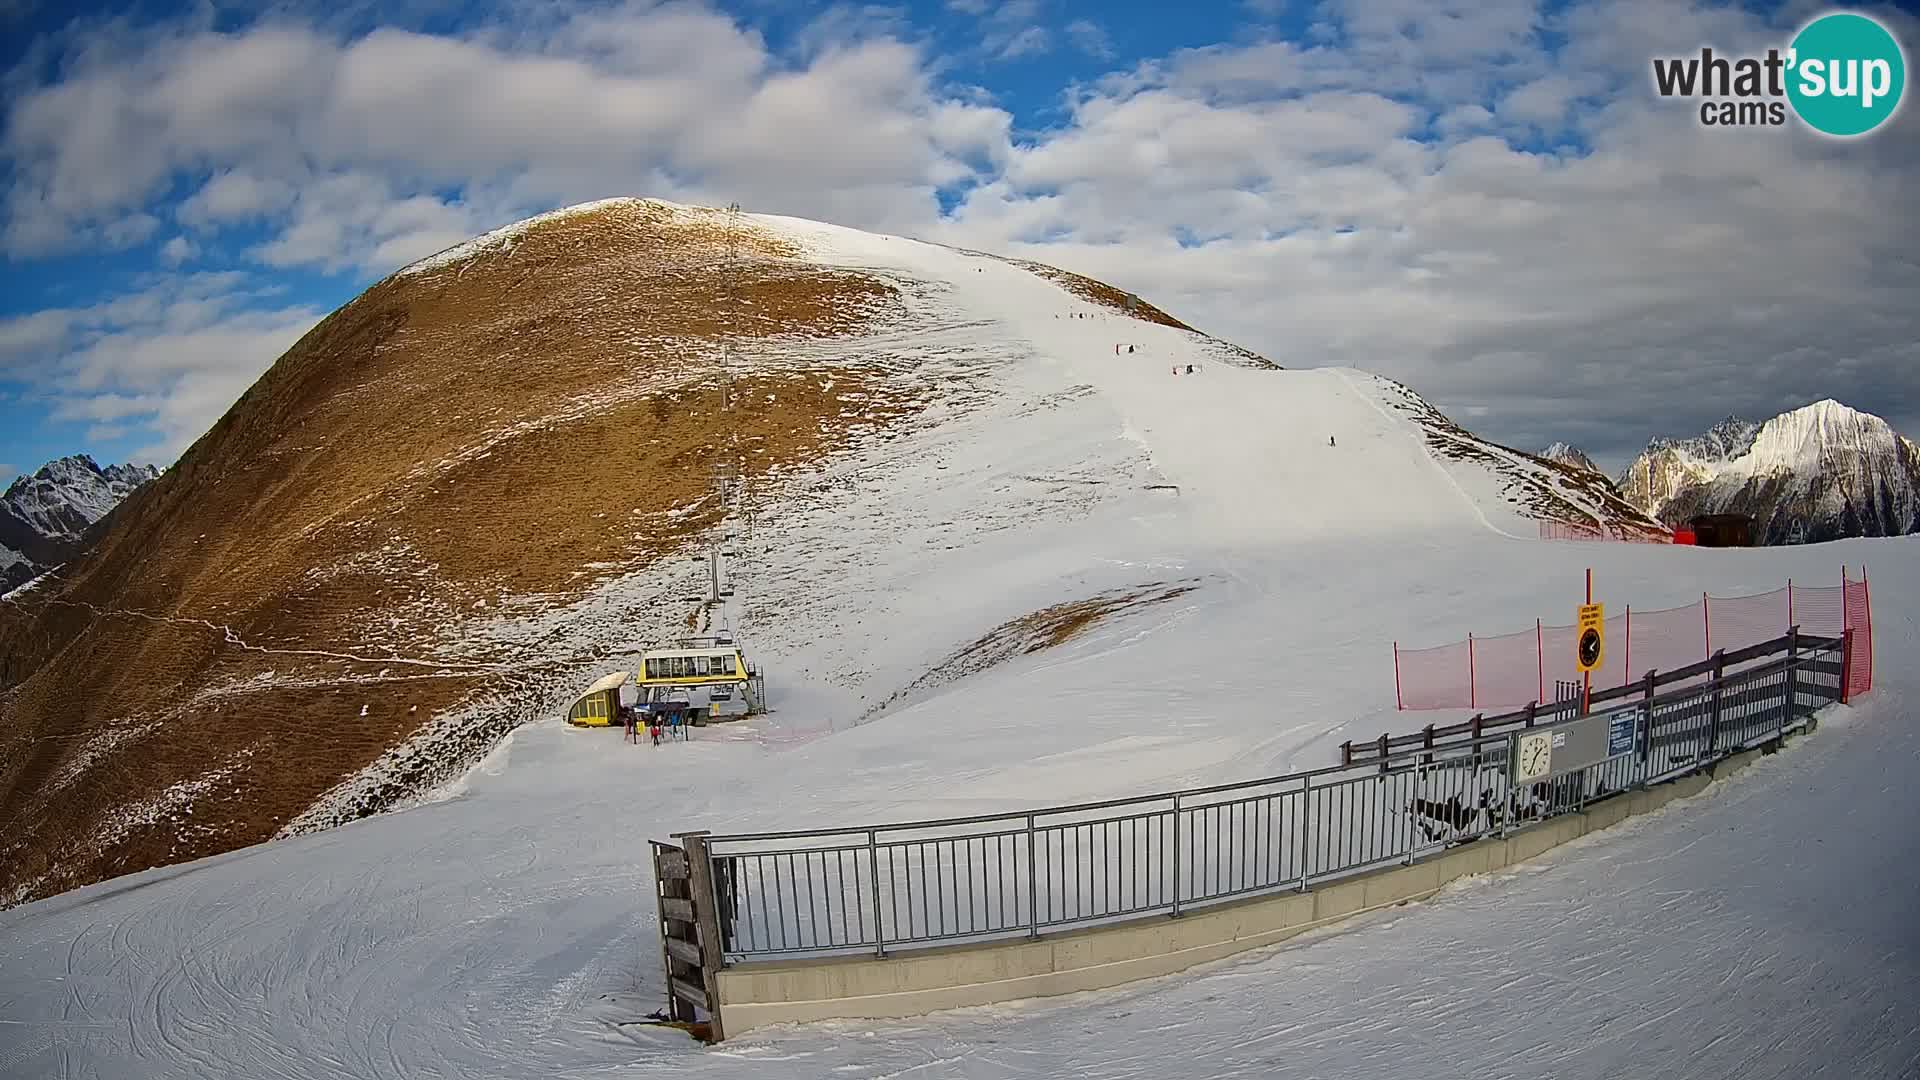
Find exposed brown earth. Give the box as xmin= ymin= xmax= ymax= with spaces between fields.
xmin=0 ymin=201 xmax=932 ymax=905
xmin=858 ymin=582 xmax=1204 ymax=722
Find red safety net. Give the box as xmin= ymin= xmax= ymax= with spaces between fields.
xmin=1393 ymin=571 xmax=1874 ymax=710
xmin=1395 ymin=639 xmax=1471 ymax=709
xmin=1845 ymin=573 xmax=1873 ymax=697
xmin=1471 ymin=627 xmax=1543 ymax=709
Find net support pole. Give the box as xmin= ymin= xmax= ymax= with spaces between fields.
xmin=1468 ymin=633 xmax=1476 ymax=711
xmin=1393 ymin=642 xmax=1403 ymax=711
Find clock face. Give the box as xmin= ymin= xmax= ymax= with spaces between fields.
xmin=1578 ymin=628 xmax=1602 ymax=668
xmin=1516 ymin=733 xmax=1553 ymax=782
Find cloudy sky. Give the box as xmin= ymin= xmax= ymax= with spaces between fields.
xmin=1 ymin=0 xmax=1916 ymax=483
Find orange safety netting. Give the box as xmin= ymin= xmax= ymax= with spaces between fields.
xmin=1394 ymin=570 xmax=1874 ymax=710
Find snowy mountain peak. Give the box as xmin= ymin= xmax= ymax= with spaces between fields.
xmin=1736 ymin=399 xmax=1896 ymax=474
xmin=1 ymin=454 xmax=161 ymax=590
xmin=1620 ymin=399 xmax=1920 ymax=543
xmin=1537 ymin=442 xmax=1602 ymax=474
xmin=1644 ymin=415 xmax=1761 ymax=463
xmin=2 ymin=454 xmax=160 ymax=540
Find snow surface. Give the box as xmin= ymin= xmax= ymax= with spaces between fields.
xmin=3 ymin=203 xmax=1916 ymax=1078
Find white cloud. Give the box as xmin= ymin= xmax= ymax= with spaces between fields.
xmin=0 ymin=276 xmax=322 ymax=464
xmin=178 ymin=170 xmax=298 ymax=226
xmin=1065 ymin=20 xmax=1114 ymax=60
xmin=942 ymin=0 xmax=1052 ymax=62
xmin=936 ymin=0 xmax=1920 ymax=459
xmin=3 ymin=6 xmax=1006 ymax=273
xmin=998 ymin=26 xmax=1049 ymax=59
xmin=158 ymin=235 xmax=198 ymax=265
xmin=2 ymin=0 xmax=1918 ymax=465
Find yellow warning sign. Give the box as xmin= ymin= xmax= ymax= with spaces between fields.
xmin=1576 ymin=602 xmax=1605 ymax=673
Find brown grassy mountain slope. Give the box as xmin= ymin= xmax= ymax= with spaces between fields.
xmin=1 ymin=199 xmax=1271 ymax=906
xmin=0 ymin=201 xmax=944 ymax=904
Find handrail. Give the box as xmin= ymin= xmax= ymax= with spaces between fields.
xmin=679 ymin=636 xmax=1843 ymax=966
xmin=1344 ymin=629 xmax=1834 ymax=764
xmin=701 ymin=630 xmax=1835 ymax=845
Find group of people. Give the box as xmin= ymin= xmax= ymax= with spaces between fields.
xmin=623 ymin=705 xmax=689 ymax=746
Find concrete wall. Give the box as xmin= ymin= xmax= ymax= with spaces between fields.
xmin=714 ymin=747 xmax=1768 ymax=1037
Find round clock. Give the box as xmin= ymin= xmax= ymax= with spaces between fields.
xmin=1515 ymin=732 xmax=1553 ymax=782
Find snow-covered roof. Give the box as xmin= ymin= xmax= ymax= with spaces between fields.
xmin=571 ymin=671 xmax=629 ymax=705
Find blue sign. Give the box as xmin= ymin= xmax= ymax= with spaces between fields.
xmin=1608 ymin=712 xmax=1637 ymax=757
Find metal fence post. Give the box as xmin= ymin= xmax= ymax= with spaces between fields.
xmin=678 ymin=831 xmax=728 ymax=1042
xmin=1784 ymin=625 xmax=1799 ymax=732
xmin=1638 ymin=669 xmax=1656 ymax=779
xmin=1707 ymin=650 xmax=1726 ymax=756
xmin=1405 ymin=763 xmax=1420 ymax=865
xmin=1840 ymin=627 xmax=1854 ymax=704
xmin=1296 ymin=777 xmax=1312 ymax=892
xmin=1025 ymin=814 xmax=1039 ymax=938
xmin=1170 ymin=794 xmax=1184 ymax=916
xmin=867 ymin=830 xmax=885 ymax=958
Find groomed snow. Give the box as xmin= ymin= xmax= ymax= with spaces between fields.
xmin=2 ymin=202 xmax=1914 ymax=1078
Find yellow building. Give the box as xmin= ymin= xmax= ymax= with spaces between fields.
xmin=637 ymin=641 xmax=762 ymax=723
xmin=565 ymin=671 xmax=631 ymax=727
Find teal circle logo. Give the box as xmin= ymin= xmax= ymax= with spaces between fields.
xmin=1787 ymin=12 xmax=1906 ymax=137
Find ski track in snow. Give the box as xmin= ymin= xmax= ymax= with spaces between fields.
xmin=2 ymin=207 xmax=1916 ymax=1079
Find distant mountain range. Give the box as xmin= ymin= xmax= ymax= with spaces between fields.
xmin=1 ymin=455 xmax=161 ymax=591
xmin=1616 ymin=400 xmax=1920 ymax=544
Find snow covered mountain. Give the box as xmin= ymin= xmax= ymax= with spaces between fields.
xmin=0 ymin=197 xmax=1661 ymax=908
xmin=1537 ymin=442 xmax=1603 ymax=475
xmin=1617 ymin=416 xmax=1761 ymax=514
xmin=0 ymin=454 xmax=160 ymax=590
xmin=0 ymin=197 xmax=1915 ymax=1080
xmin=1619 ymin=402 xmax=1920 ymax=543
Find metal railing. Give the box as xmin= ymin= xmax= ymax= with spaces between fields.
xmin=696 ymin=631 xmax=1844 ymax=963
xmin=1355 ymin=627 xmax=1855 ymax=766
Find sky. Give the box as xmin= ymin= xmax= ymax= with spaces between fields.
xmin=1 ymin=0 xmax=1918 ymax=484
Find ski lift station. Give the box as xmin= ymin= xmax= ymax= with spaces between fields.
xmin=564 ymin=670 xmax=629 ymax=727
xmin=565 ymin=636 xmax=767 ymax=728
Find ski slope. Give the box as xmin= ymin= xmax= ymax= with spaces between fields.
xmin=2 ymin=203 xmax=1914 ymax=1078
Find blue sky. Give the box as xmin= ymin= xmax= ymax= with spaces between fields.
xmin=3 ymin=0 xmax=1918 ymax=482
